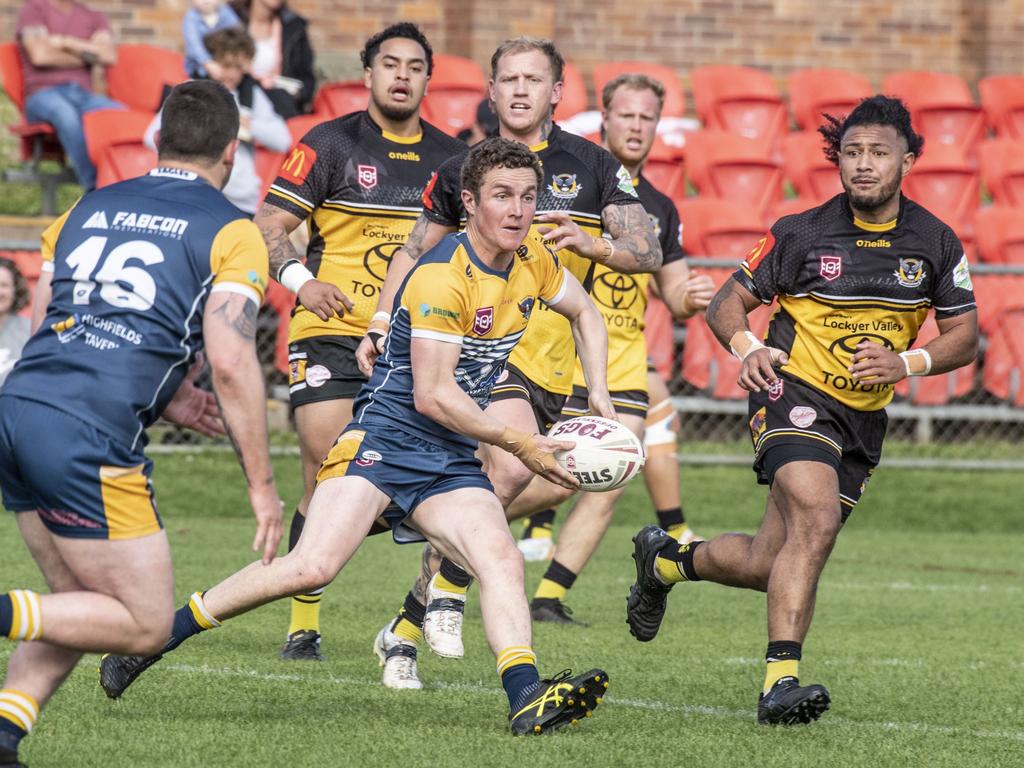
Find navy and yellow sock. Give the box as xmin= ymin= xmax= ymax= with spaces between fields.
xmin=764 ymin=640 xmax=802 ymax=694
xmin=497 ymin=646 xmax=540 ymax=712
xmin=522 ymin=509 xmax=556 ymax=540
xmin=390 ymin=591 xmax=425 ymax=644
xmin=0 ymin=688 xmax=38 ymax=757
xmin=533 ymin=559 xmax=576 ymax=601
xmin=164 ymin=592 xmax=221 ymax=653
xmin=286 ymin=509 xmax=323 ymax=634
xmin=0 ymin=591 xmax=42 ymax=642
xmin=654 ymin=540 xmax=704 ymax=585
xmin=435 ymin=558 xmax=472 ymax=595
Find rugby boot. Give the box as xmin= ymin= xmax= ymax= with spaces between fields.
xmin=517 ymin=536 xmax=556 ymax=562
xmin=373 ymin=625 xmax=423 ymax=690
xmin=422 ymin=574 xmax=465 ymax=658
xmin=509 ymin=668 xmax=609 ymax=735
xmin=625 ymin=525 xmax=674 ymax=642
xmin=757 ymin=677 xmax=831 ymax=725
xmin=529 ymin=597 xmax=588 ymax=627
xmin=99 ymin=652 xmax=163 ymax=699
xmin=279 ymin=629 xmax=324 ymax=661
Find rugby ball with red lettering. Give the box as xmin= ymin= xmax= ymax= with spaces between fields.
xmin=547 ymin=416 xmax=646 ymax=492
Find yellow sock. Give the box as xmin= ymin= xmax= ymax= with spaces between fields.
xmin=763 ymin=660 xmax=799 ymax=694
xmin=287 ymin=588 xmax=323 ymax=635
xmin=529 ymin=526 xmax=553 ymax=539
xmin=667 ymin=523 xmax=689 ymax=540
xmin=654 ymin=556 xmax=685 ymax=584
xmin=392 ymin=617 xmax=421 ymax=643
xmin=5 ymin=590 xmax=42 ymax=641
xmin=533 ymin=578 xmax=567 ymax=601
xmin=434 ymin=573 xmax=468 ymax=595
xmin=0 ymin=689 xmax=38 ymax=734
xmin=496 ymin=645 xmax=537 ymax=676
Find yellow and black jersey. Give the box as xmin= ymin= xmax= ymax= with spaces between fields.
xmin=574 ymin=174 xmax=686 ymax=392
xmin=423 ymin=124 xmax=641 ymax=394
xmin=267 ymin=111 xmax=464 ymax=342
xmin=354 ymin=231 xmax=566 ymax=451
xmin=735 ymin=193 xmax=977 ymax=411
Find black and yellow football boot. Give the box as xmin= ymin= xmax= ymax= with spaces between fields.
xmin=757 ymin=677 xmax=831 ymax=725
xmin=508 ymin=668 xmax=609 ymax=736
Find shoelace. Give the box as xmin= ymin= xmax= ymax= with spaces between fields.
xmin=391 ymin=656 xmax=418 ymax=681
xmin=436 ymin=608 xmax=463 ymax=635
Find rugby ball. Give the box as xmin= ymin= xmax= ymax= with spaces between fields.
xmin=547 ymin=416 xmax=646 ymax=492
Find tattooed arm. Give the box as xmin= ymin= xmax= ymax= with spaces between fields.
xmin=255 ymin=202 xmax=353 ymax=321
xmin=536 ymin=202 xmax=662 ymax=274
xmin=203 ymin=290 xmax=283 ymax=563
xmin=355 ymin=214 xmax=455 ymax=375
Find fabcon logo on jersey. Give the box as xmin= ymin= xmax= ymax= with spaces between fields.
xmin=83 ymin=210 xmax=188 ymax=239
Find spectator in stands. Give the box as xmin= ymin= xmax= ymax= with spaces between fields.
xmin=230 ymin=0 xmax=315 ymax=118
xmin=16 ymin=0 xmax=123 ymax=191
xmin=183 ymin=0 xmax=241 ymax=79
xmin=144 ymin=27 xmax=291 ymax=216
xmin=0 ymin=258 xmax=31 ymax=388
xmin=457 ymin=97 xmax=500 ymax=145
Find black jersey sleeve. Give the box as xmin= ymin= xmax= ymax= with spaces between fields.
xmin=931 ymin=227 xmax=977 ymax=318
xmin=422 ymin=153 xmax=466 ymax=227
xmin=265 ymin=119 xmax=347 ymax=220
xmin=662 ymin=197 xmax=685 ymax=265
xmin=732 ymin=221 xmax=790 ymax=303
xmin=595 ymin=146 xmax=643 ymax=210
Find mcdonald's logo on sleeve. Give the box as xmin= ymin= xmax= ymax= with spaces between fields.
xmin=280 ymin=143 xmax=317 ymax=185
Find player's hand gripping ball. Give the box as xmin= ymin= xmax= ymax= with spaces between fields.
xmin=547 ymin=416 xmax=646 ymax=491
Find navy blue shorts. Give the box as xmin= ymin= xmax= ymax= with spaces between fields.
xmin=316 ymin=422 xmax=492 ymax=544
xmin=0 ymin=395 xmax=161 ymax=540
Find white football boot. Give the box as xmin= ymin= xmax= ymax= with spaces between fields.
xmin=373 ymin=625 xmax=422 ymax=690
xmin=422 ymin=573 xmax=466 ymax=658
xmin=517 ymin=535 xmax=556 ymax=562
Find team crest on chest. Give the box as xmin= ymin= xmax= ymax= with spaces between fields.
xmin=548 ymin=173 xmax=581 ymax=200
xmin=473 ymin=307 xmax=494 ymax=335
xmin=518 ymin=296 xmax=535 ymax=321
xmin=894 ymin=257 xmax=926 ymax=288
xmin=819 ymin=254 xmax=842 ymax=282
xmin=357 ymin=164 xmax=378 ymax=190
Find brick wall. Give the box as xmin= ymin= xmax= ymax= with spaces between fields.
xmin=3 ymin=0 xmax=1024 ymax=111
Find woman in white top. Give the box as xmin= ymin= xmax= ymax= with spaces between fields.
xmin=0 ymin=258 xmax=32 ymax=388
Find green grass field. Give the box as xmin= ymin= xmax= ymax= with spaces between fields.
xmin=3 ymin=452 xmax=1023 ymax=767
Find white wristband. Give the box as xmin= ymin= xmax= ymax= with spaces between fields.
xmin=899 ymin=349 xmax=932 ymax=377
xmin=278 ymin=260 xmax=315 ymax=294
xmin=371 ymin=311 xmax=391 ymax=325
xmin=729 ymin=330 xmax=765 ymax=361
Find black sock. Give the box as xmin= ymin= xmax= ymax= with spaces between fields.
xmin=765 ymin=640 xmax=802 ymax=662
xmin=674 ymin=540 xmax=704 ymax=582
xmin=397 ymin=590 xmax=426 ymax=628
xmin=524 ymin=508 xmax=556 ymax=537
xmin=439 ymin=558 xmax=473 ymax=588
xmin=656 ymin=506 xmax=685 ymax=529
xmin=542 ymin=559 xmax=577 ymax=590
xmin=288 ymin=508 xmax=305 ymax=552
xmin=0 ymin=594 xmax=11 ymax=638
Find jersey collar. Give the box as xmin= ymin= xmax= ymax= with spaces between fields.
xmin=844 ymin=193 xmax=903 ymax=232
xmin=457 ymin=231 xmax=512 ymax=279
xmin=528 ymin=123 xmax=561 ymax=154
xmin=364 ymin=111 xmax=423 ymax=144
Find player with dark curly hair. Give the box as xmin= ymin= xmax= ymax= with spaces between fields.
xmin=627 ymin=95 xmax=978 ymax=725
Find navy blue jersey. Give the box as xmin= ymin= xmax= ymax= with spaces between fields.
xmin=4 ymin=168 xmax=269 ymax=449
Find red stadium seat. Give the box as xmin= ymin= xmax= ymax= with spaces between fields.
xmin=902 ymin=143 xmax=979 ymax=223
xmin=677 ymin=198 xmax=765 ymax=260
xmin=4 ymin=250 xmax=41 ymax=281
xmin=643 ymin=296 xmax=674 ymax=381
xmin=255 ymin=148 xmax=286 ymax=198
xmin=966 ymin=274 xmax=1024 ymax=335
xmin=313 ymin=80 xmax=369 ymax=119
xmin=882 ymin=70 xmax=985 ymax=156
xmin=893 ymin=314 xmax=976 ymax=405
xmin=0 ymin=42 xmax=62 ymax=164
xmin=781 ymin=131 xmax=843 ymax=202
xmin=286 ymin=114 xmax=332 ymax=146
xmin=421 ymin=54 xmax=486 ymax=136
xmin=978 ymin=138 xmax=1024 ymax=206
xmin=107 ymin=45 xmax=187 ymax=113
xmin=973 ymin=205 xmax=1024 ymax=264
xmin=682 ymin=299 xmax=774 ymax=399
xmin=979 ymin=75 xmax=1024 ymax=139
xmin=554 ymin=61 xmax=588 ymax=121
xmin=691 ymin=65 xmax=787 ymax=149
xmin=82 ymin=108 xmax=154 ymax=165
xmin=683 ymin=130 xmax=782 ymax=213
xmin=982 ymin=308 xmax=1024 ymax=406
xmin=592 ymin=61 xmax=685 ymax=117
xmin=263 ymin=281 xmax=296 ymax=375
xmin=786 ymin=68 xmax=872 ymax=131
xmin=641 ymin=137 xmax=686 ymax=201
xmin=95 ymin=141 xmax=157 ymax=188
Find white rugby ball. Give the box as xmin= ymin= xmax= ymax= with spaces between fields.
xmin=547 ymin=416 xmax=646 ymax=492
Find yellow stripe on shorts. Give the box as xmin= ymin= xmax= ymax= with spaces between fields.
xmin=99 ymin=465 xmax=159 ymax=541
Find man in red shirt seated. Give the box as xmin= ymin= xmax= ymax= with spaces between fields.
xmin=16 ymin=0 xmax=124 ymax=191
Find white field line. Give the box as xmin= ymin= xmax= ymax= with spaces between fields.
xmin=159 ymin=662 xmax=1024 ymax=743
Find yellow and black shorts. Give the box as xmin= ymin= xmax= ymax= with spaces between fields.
xmin=0 ymin=396 xmax=161 ymax=540
xmin=562 ymin=386 xmax=649 ymax=419
xmin=288 ymin=335 xmax=366 ymax=409
xmin=489 ymin=363 xmax=567 ymax=433
xmin=748 ymin=372 xmax=887 ymax=522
